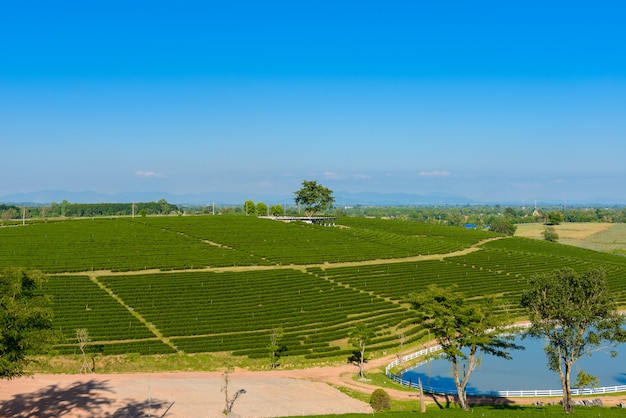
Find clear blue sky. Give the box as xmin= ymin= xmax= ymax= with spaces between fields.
xmin=1 ymin=1 xmax=625 ymax=204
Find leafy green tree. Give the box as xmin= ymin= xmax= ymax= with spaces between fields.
xmin=446 ymin=212 xmax=464 ymax=227
xmin=521 ymin=268 xmax=626 ymax=413
xmin=547 ymin=211 xmax=564 ymax=225
xmin=542 ymin=226 xmax=559 ymax=242
xmin=574 ymin=369 xmax=599 ymax=393
xmin=488 ymin=218 xmax=517 ymax=235
xmin=348 ymin=323 xmax=374 ymax=379
xmin=294 ymin=180 xmax=335 ymax=217
xmin=504 ymin=207 xmax=517 ymax=218
xmin=0 ymin=268 xmax=57 ymax=380
xmin=256 ymin=202 xmax=268 ymax=217
xmin=270 ymin=204 xmax=283 ymax=216
xmin=49 ymin=201 xmax=60 ymax=216
xmin=243 ymin=200 xmax=255 ymax=216
xmin=60 ymin=199 xmax=69 ymax=217
xmin=268 ymin=327 xmax=284 ymax=369
xmin=410 ymin=285 xmax=520 ymax=411
xmin=0 ymin=207 xmax=17 ymax=221
xmin=157 ymin=198 xmax=170 ymax=214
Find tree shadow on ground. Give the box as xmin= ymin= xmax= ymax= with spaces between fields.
xmin=427 ymin=391 xmax=516 ymax=409
xmin=0 ymin=379 xmax=170 ymax=418
xmin=110 ymin=399 xmax=174 ymax=418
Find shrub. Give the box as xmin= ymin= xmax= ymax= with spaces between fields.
xmin=370 ymin=388 xmax=391 ymax=412
xmin=542 ymin=226 xmax=559 ymax=242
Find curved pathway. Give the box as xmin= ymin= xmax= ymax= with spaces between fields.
xmin=5 ymin=348 xmax=626 ymax=418
xmin=56 ymin=237 xmax=503 ymax=278
xmin=51 ymin=237 xmax=504 ymax=353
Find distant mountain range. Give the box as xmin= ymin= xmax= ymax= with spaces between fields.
xmin=0 ymin=189 xmax=476 ymax=206
xmin=1 ymin=190 xmax=623 ymax=207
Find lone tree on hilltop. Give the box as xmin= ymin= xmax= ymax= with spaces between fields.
xmin=410 ymin=285 xmax=521 ymax=411
xmin=521 ymin=268 xmax=626 ymax=414
xmin=294 ymin=180 xmax=335 ymax=217
xmin=0 ymin=267 xmax=58 ymax=380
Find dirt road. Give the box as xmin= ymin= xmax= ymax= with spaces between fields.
xmin=2 ymin=350 xmax=626 ymax=417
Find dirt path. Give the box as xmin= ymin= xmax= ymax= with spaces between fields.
xmin=54 ymin=237 xmax=503 ymax=278
xmin=50 ymin=237 xmax=504 ymax=353
xmin=4 ymin=348 xmax=626 ymax=417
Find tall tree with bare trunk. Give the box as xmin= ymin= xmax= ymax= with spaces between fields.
xmin=521 ymin=268 xmax=626 ymax=413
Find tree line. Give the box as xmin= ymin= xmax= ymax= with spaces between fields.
xmin=347 ymin=204 xmax=626 ymax=226
xmin=0 ymin=199 xmax=179 ymax=220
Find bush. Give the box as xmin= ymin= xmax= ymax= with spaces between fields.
xmin=370 ymin=388 xmax=392 ymax=412
xmin=542 ymin=226 xmax=559 ymax=242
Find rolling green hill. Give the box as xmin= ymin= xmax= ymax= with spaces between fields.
xmin=2 ymin=215 xmax=625 ymax=362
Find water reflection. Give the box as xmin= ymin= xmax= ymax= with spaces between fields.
xmin=402 ymin=334 xmax=626 ymax=394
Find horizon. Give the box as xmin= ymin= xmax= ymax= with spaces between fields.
xmin=1 ymin=1 xmax=625 ymax=203
xmin=1 ymin=188 xmax=624 ymax=208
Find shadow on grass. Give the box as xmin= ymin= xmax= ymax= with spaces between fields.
xmin=429 ymin=391 xmax=517 ymax=410
xmin=0 ymin=379 xmax=171 ymax=418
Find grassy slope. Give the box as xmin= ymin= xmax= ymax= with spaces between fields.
xmin=516 ymin=222 xmax=626 ymax=255
xmin=7 ymin=216 xmax=624 ymax=374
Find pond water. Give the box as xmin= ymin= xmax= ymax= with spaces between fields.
xmin=401 ymin=333 xmax=626 ymax=394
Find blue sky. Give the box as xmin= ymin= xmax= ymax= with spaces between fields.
xmin=1 ymin=1 xmax=625 ymax=204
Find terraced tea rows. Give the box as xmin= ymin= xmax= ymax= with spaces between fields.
xmin=3 ymin=215 xmax=625 ymax=359
xmin=43 ymin=275 xmax=154 ymax=341
xmin=139 ymin=216 xmax=489 ymax=264
xmin=45 ymin=270 xmax=421 ymax=357
xmin=461 ymin=237 xmax=626 ymax=305
xmin=0 ymin=218 xmax=265 ymax=273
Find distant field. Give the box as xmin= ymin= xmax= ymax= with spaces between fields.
xmin=515 ymin=222 xmax=626 ymax=256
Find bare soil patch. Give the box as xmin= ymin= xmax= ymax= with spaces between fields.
xmin=0 ymin=371 xmax=372 ymax=418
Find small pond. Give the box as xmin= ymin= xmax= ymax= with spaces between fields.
xmin=400 ymin=333 xmax=626 ymax=394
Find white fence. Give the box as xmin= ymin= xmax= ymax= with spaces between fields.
xmin=385 ymin=345 xmax=626 ymax=397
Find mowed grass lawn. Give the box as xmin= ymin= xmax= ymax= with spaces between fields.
xmin=298 ymin=404 xmax=626 ymax=417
